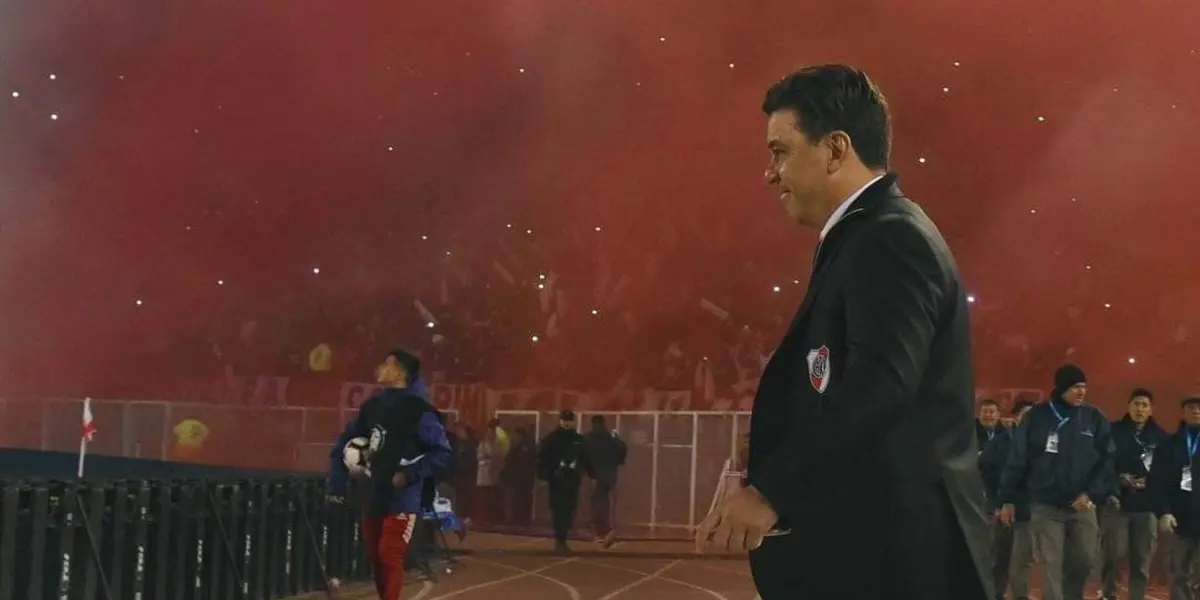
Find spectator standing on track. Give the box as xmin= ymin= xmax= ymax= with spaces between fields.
xmin=1146 ymin=396 xmax=1200 ymax=600
xmin=981 ymin=400 xmax=1036 ymax=600
xmin=583 ymin=415 xmax=627 ymax=548
xmin=476 ymin=421 xmax=505 ymax=524
xmin=998 ymin=364 xmax=1114 ymax=600
xmin=538 ymin=410 xmax=594 ymax=555
xmin=1100 ymin=388 xmax=1166 ymax=600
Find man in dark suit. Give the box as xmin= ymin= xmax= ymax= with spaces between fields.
xmin=695 ymin=64 xmax=993 ymax=600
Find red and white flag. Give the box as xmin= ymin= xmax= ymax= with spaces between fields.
xmin=81 ymin=397 xmax=97 ymax=442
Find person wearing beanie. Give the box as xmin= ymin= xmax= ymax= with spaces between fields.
xmin=997 ymin=363 xmax=1114 ymax=600
xmin=1099 ymin=388 xmax=1167 ymax=600
xmin=326 ymin=348 xmax=452 ymax=600
xmin=537 ymin=410 xmax=596 ymax=554
xmin=979 ymin=400 xmax=1037 ymax=600
xmin=1146 ymin=396 xmax=1200 ymax=600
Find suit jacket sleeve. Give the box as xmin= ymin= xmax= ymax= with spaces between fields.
xmin=754 ymin=217 xmax=947 ymax=513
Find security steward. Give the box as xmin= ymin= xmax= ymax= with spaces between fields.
xmin=998 ymin=364 xmax=1114 ymax=600
xmin=980 ymin=400 xmax=1036 ymax=600
xmin=537 ymin=410 xmax=595 ymax=555
xmin=1146 ymin=396 xmax=1200 ymax=600
xmin=1100 ymin=388 xmax=1166 ymax=600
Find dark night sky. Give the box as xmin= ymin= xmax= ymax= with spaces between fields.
xmin=2 ymin=0 xmax=1199 ymax=403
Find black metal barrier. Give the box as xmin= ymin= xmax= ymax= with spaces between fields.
xmin=0 ymin=477 xmax=370 ymax=600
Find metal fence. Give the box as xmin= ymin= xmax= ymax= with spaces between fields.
xmin=492 ymin=409 xmax=750 ymax=535
xmin=0 ymin=398 xmax=460 ymax=474
xmin=0 ymin=399 xmax=746 ymax=535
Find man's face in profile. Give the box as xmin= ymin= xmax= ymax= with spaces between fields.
xmin=764 ymin=110 xmax=833 ymax=228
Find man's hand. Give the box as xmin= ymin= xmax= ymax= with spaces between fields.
xmin=392 ymin=471 xmax=408 ymax=489
xmin=1106 ymin=495 xmax=1122 ymax=510
xmin=694 ymin=486 xmax=778 ymax=553
xmin=1132 ymin=476 xmax=1148 ymax=490
xmin=348 ymin=464 xmax=368 ymax=478
xmin=1119 ymin=473 xmax=1136 ymax=488
xmin=1070 ymin=493 xmax=1094 ymax=512
xmin=326 ymin=495 xmax=345 ymax=505
xmin=1161 ymin=514 xmax=1178 ymax=533
xmin=998 ymin=503 xmax=1015 ymax=527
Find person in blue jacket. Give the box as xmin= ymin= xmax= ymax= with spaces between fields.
xmin=980 ymin=399 xmax=1036 ymax=600
xmin=998 ymin=364 xmax=1114 ymax=600
xmin=327 ymin=348 xmax=452 ymax=600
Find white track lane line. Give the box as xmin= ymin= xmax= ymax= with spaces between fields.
xmin=585 ymin=558 xmax=731 ymax=600
xmin=408 ymin=580 xmax=435 ymax=600
xmin=594 ymin=560 xmax=681 ymax=600
xmin=461 ymin=555 xmax=582 ymax=600
xmin=425 ymin=557 xmax=578 ymax=600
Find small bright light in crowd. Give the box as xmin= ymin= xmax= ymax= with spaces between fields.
xmin=942 ymin=86 xmax=950 ymax=93
xmin=538 ymin=273 xmax=547 ymax=281
xmin=594 ymin=226 xmax=602 ymax=232
xmin=1071 ymin=197 xmax=1077 ymax=202
xmin=590 ymin=309 xmax=599 ymax=316
xmin=536 ymin=283 xmax=545 ymax=290
xmin=421 ymin=235 xmax=428 ymax=240
xmin=135 ymin=299 xmax=144 ymax=306
xmin=793 ymin=279 xmax=800 ymax=284
xmin=967 ymin=294 xmax=976 ymax=304
xmin=445 ymin=250 xmax=452 ymax=256
xmin=531 ymin=335 xmax=540 ymax=343
xmin=525 ymin=228 xmax=533 ymax=235
xmin=1104 ymin=302 xmax=1112 ymax=309
xmin=10 ymin=91 xmax=17 ymax=98
xmin=1030 ymin=208 xmax=1037 ymax=214
xmin=50 ymin=113 xmax=59 ymax=120
xmin=48 ymin=74 xmax=56 ymax=80
xmin=728 ymin=62 xmax=736 ymax=69
xmin=1036 ymin=115 xmax=1046 ymax=122
xmin=426 ymin=321 xmax=436 ymax=329
xmin=702 ymin=356 xmax=709 ymax=361
xmin=917 ymin=156 xmax=927 ymax=164
xmin=772 ymin=285 xmax=781 ymax=293
xmin=1128 ymin=356 xmax=1137 ymax=364
xmin=1085 ymin=263 xmax=1092 ymax=270
xmin=518 ymin=67 xmax=526 ymax=73
xmin=387 ymin=146 xmax=395 ymax=152
xmin=312 ymin=267 xmax=320 ymax=274
xmin=217 ymin=280 xmax=224 ymax=286
xmin=506 ymin=223 xmax=513 ymax=229
xmin=659 ymin=36 xmax=666 ymax=42
xmin=953 ymin=61 xmax=961 ymax=67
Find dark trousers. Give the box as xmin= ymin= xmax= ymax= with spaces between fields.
xmin=1100 ymin=507 xmax=1157 ymax=600
xmin=591 ymin=482 xmax=615 ymax=536
xmin=993 ymin=520 xmax=1015 ymax=596
xmin=1030 ymin=503 xmax=1099 ymax=600
xmin=548 ymin=480 xmax=580 ymax=543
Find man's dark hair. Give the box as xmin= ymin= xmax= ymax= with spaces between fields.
xmin=388 ymin=347 xmax=421 ymax=381
xmin=978 ymin=398 xmax=1000 ymax=409
xmin=762 ymin=64 xmax=891 ymax=170
xmin=1130 ymin=387 xmax=1154 ymax=402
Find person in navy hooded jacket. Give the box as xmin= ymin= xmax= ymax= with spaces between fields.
xmin=327 ymin=348 xmax=452 ymax=600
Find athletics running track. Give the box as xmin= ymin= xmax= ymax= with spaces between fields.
xmin=285 ymin=533 xmax=1175 ymax=600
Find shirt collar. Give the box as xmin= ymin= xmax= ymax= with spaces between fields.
xmin=818 ymin=174 xmax=885 ymax=241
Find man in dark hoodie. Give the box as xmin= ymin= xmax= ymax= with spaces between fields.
xmin=583 ymin=415 xmax=627 ymax=548
xmin=998 ymin=364 xmax=1114 ymax=600
xmin=538 ymin=410 xmax=595 ymax=554
xmin=1099 ymin=388 xmax=1166 ymax=600
xmin=1147 ymin=396 xmax=1200 ymax=600
xmin=327 ymin=348 xmax=452 ymax=600
xmin=980 ymin=399 xmax=1036 ymax=600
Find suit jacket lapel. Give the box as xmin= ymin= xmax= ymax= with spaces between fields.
xmin=780 ymin=174 xmax=904 ymax=343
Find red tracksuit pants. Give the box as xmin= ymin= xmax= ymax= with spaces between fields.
xmin=362 ymin=513 xmax=416 ymax=600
